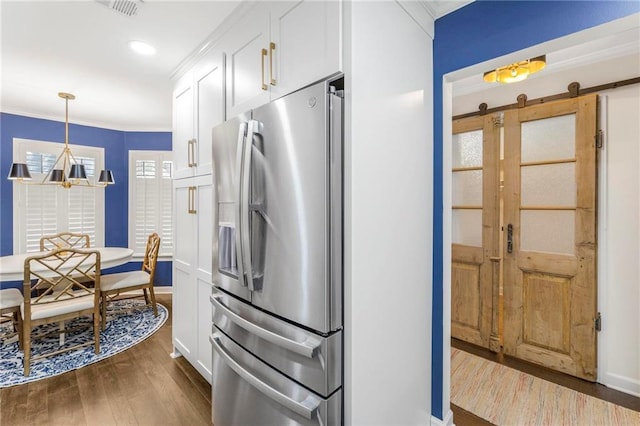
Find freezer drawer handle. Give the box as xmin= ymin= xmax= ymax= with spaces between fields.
xmin=210 ymin=333 xmax=321 ymax=420
xmin=211 ymin=294 xmax=321 ymax=358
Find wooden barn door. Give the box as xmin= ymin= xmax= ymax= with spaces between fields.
xmin=451 ymin=115 xmax=501 ymax=351
xmin=502 ymin=94 xmax=598 ymax=380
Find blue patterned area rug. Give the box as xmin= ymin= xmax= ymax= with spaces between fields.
xmin=0 ymin=299 xmax=167 ymax=388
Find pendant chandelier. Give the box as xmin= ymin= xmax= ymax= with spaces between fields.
xmin=7 ymin=92 xmax=115 ymax=188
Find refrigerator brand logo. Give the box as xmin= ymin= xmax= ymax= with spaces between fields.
xmin=308 ymin=97 xmax=317 ymax=108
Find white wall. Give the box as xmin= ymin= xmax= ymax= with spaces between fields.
xmin=343 ymin=1 xmax=433 ymax=424
xmin=598 ymin=84 xmax=640 ymax=396
xmin=452 ymin=50 xmax=640 ymax=397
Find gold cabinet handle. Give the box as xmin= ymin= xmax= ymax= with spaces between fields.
xmin=269 ymin=42 xmax=276 ymax=86
xmin=188 ymin=186 xmax=197 ymax=214
xmin=191 ymin=139 xmax=197 ymax=167
xmin=187 ymin=139 xmax=192 ymax=167
xmin=261 ymin=48 xmax=268 ymax=91
xmin=192 ymin=186 xmax=197 ymax=214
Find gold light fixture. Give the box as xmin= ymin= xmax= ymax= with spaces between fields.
xmin=8 ymin=92 xmax=115 ymax=188
xmin=483 ymin=55 xmax=546 ymax=84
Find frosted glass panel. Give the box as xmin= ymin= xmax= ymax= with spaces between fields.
xmin=452 ymin=130 xmax=483 ymax=168
xmin=453 ymin=170 xmax=482 ymax=206
xmin=521 ymin=163 xmax=576 ymax=207
xmin=521 ymin=115 xmax=575 ymax=163
xmin=521 ymin=210 xmax=574 ymax=254
xmin=452 ymin=209 xmax=482 ymax=247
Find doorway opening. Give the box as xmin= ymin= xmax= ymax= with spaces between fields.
xmin=442 ymin=14 xmax=640 ymax=423
xmin=451 ymin=95 xmax=598 ymax=381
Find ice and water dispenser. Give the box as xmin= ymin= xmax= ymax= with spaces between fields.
xmin=217 ymin=202 xmax=237 ymax=279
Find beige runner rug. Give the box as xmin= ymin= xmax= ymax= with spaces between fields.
xmin=451 ymin=348 xmax=640 ymax=425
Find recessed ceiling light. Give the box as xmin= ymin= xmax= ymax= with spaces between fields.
xmin=129 ymin=40 xmax=156 ymax=56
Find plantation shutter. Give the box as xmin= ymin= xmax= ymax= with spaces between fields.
xmin=161 ymin=161 xmax=174 ymax=254
xmin=68 ymin=156 xmax=97 ymax=245
xmin=24 ymin=184 xmax=58 ymax=252
xmin=134 ymin=159 xmax=159 ymax=254
xmin=68 ymin=186 xmax=97 ymax=244
xmin=129 ymin=151 xmax=173 ymax=257
xmin=13 ymin=140 xmax=105 ymax=254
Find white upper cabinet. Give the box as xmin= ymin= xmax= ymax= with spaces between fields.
xmin=224 ymin=3 xmax=271 ymax=118
xmin=194 ymin=51 xmax=226 ymax=176
xmin=172 ymin=72 xmax=194 ymax=178
xmin=224 ymin=0 xmax=341 ymax=118
xmin=173 ymin=50 xmax=225 ymax=179
xmin=269 ymin=0 xmax=341 ymax=100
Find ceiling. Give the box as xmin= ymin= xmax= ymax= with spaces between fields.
xmin=1 ymin=0 xmax=471 ymax=132
xmin=0 ymin=0 xmax=240 ymax=131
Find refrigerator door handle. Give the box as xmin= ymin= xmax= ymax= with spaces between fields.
xmin=241 ymin=120 xmax=258 ymax=291
xmin=211 ymin=294 xmax=321 ymax=358
xmin=234 ymin=122 xmax=248 ymax=286
xmin=210 ymin=333 xmax=321 ymax=420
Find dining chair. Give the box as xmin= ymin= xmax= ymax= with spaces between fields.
xmin=22 ymin=248 xmax=101 ymax=376
xmin=100 ymin=233 xmax=160 ymax=329
xmin=40 ymin=231 xmax=90 ymax=251
xmin=38 ymin=231 xmax=92 ymax=344
xmin=0 ymin=288 xmax=23 ymax=347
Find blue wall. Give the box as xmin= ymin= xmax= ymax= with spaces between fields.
xmin=431 ymin=1 xmax=640 ymax=419
xmin=0 ymin=112 xmax=172 ymax=287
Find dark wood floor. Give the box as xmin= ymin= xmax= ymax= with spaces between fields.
xmin=451 ymin=338 xmax=640 ymax=426
xmin=0 ymin=294 xmax=212 ymax=426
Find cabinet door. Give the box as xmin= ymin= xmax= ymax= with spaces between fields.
xmin=194 ymin=51 xmax=225 ymax=176
xmin=194 ymin=176 xmax=213 ymax=381
xmin=269 ymin=0 xmax=341 ymax=100
xmin=194 ymin=175 xmax=213 ymax=281
xmin=197 ymin=279 xmax=213 ymax=382
xmin=224 ymin=3 xmax=270 ymax=117
xmin=172 ymin=179 xmax=197 ymax=358
xmin=173 ymin=73 xmax=195 ymax=179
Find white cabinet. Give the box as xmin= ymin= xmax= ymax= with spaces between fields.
xmin=173 ymin=50 xmax=225 ymax=179
xmin=172 ymin=175 xmax=214 ymax=383
xmin=172 ymin=74 xmax=194 ymax=177
xmin=269 ymin=0 xmax=341 ymax=100
xmin=171 ymin=0 xmax=342 ymax=384
xmin=224 ymin=0 xmax=341 ymax=117
xmin=172 ymin=49 xmax=223 ymax=381
xmin=224 ymin=3 xmax=271 ymax=117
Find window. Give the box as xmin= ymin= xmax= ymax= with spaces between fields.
xmin=128 ymin=151 xmax=173 ymax=257
xmin=12 ymin=138 xmax=105 ymax=253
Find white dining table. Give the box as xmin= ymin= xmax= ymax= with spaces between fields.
xmin=0 ymin=247 xmax=134 ymax=282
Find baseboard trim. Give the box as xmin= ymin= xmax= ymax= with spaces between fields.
xmin=431 ymin=409 xmax=454 ymax=426
xmin=602 ymin=372 xmax=640 ymax=398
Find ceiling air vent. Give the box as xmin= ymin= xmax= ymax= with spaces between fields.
xmin=95 ymin=0 xmax=142 ymax=17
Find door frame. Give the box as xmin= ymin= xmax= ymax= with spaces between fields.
xmin=441 ymin=14 xmax=640 ymax=420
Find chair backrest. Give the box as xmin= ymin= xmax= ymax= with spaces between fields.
xmin=24 ymin=248 xmax=101 ymax=318
xmin=142 ymin=233 xmax=161 ymax=283
xmin=40 ymin=232 xmax=90 ymax=251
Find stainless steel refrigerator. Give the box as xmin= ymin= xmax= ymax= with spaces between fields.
xmin=210 ymin=79 xmax=343 ymax=425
